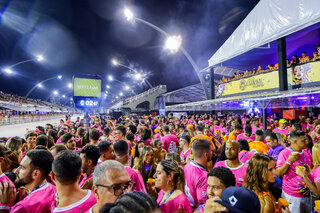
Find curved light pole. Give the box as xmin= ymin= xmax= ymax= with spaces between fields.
xmin=123 ymin=8 xmax=209 ymax=99
xmin=25 ymin=75 xmax=62 ymax=98
xmin=2 ymin=55 xmax=44 ymax=74
xmin=108 ymin=75 xmax=137 ymax=95
xmin=112 ymin=59 xmax=152 ymax=88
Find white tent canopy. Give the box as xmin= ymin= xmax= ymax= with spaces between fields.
xmin=208 ymin=0 xmax=320 ymax=67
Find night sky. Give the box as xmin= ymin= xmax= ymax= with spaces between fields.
xmin=0 ymin=0 xmax=273 ymax=103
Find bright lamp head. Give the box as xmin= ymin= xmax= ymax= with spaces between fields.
xmin=164 ymin=35 xmax=182 ymax=54
xmin=124 ymin=8 xmax=134 ymax=21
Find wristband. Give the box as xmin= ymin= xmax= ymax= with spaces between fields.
xmin=285 ymin=161 xmax=291 ymax=166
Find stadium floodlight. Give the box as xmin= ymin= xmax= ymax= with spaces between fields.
xmin=53 ymin=90 xmax=59 ymax=95
xmin=108 ymin=75 xmax=113 ymax=81
xmin=134 ymin=73 xmax=142 ymax=80
xmin=36 ymin=55 xmax=44 ymax=62
xmin=120 ymin=92 xmax=123 ymax=96
xmin=124 ymin=8 xmax=134 ymax=22
xmin=3 ymin=68 xmax=13 ymax=74
xmin=125 ymin=85 xmax=130 ymax=90
xmin=106 ymin=84 xmax=110 ymax=89
xmin=70 ymin=98 xmax=73 ymax=101
xmin=116 ymin=96 xmax=119 ymax=99
xmin=164 ymin=35 xmax=182 ymax=54
xmin=37 ymin=83 xmax=43 ymax=88
xmin=57 ymin=75 xmax=62 ymax=79
xmin=62 ymin=95 xmax=66 ymax=98
xmin=68 ymin=83 xmax=72 ymax=88
xmin=112 ymin=59 xmax=119 ymax=66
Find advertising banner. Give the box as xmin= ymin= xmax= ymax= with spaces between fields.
xmin=216 ymin=71 xmax=279 ymax=97
xmin=287 ymin=61 xmax=320 ymax=86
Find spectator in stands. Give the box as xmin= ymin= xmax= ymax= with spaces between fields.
xmin=5 ymin=136 xmax=22 ymax=159
xmin=244 ymin=153 xmax=287 ymax=213
xmin=154 ymin=159 xmax=192 ymax=213
xmin=114 ymin=140 xmax=146 ymax=193
xmin=249 ymin=130 xmax=269 ymax=154
xmin=237 ymin=125 xmax=255 ymax=142
xmin=102 ymin=127 xmax=115 ymax=142
xmin=60 ymin=133 xmax=77 ymax=151
xmin=115 ymin=126 xmax=127 ymax=142
xmin=152 ymin=139 xmax=167 ymax=164
xmin=204 ymin=186 xmax=261 ymax=213
xmin=184 ymin=139 xmax=212 ymax=209
xmin=266 ymin=132 xmax=284 ymax=161
xmin=90 ymin=160 xmax=133 ymax=213
xmin=291 ymin=55 xmax=300 ymax=65
xmin=45 ymin=124 xmax=53 ymax=134
xmin=274 ymin=119 xmax=290 ymax=136
xmin=88 ymin=128 xmax=100 ymax=146
xmin=300 ymin=52 xmax=310 ymax=63
xmin=50 ymin=144 xmax=68 ymax=157
xmin=79 ymin=145 xmax=100 ymax=189
xmin=195 ymin=166 xmax=236 ymax=213
xmin=98 ymin=141 xmax=115 ymax=163
xmin=276 ymin=131 xmax=312 ymax=213
xmin=141 ymin=128 xmax=152 ymax=146
xmin=134 ymin=146 xmax=156 ymax=187
xmin=36 ymin=135 xmax=48 ymax=148
xmin=25 ymin=132 xmax=37 ymax=152
xmin=238 ymin=139 xmax=255 ymax=165
xmin=312 ymin=52 xmax=319 ymax=61
xmin=179 ymin=135 xmax=191 ymax=164
xmin=47 ymin=129 xmax=58 ymax=144
xmin=102 ymin=191 xmax=160 ymax=213
xmin=214 ymin=140 xmax=247 ymax=186
xmin=161 ymin=125 xmax=179 ymax=153
xmin=51 ymin=151 xmax=97 ymax=213
xmin=10 ymin=150 xmax=55 ymax=213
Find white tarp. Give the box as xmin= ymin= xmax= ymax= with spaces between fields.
xmin=208 ymin=0 xmax=320 ymax=67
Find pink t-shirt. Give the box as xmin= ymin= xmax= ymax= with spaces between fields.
xmin=0 ymin=174 xmax=15 ymax=210
xmin=157 ymin=190 xmax=192 ymax=213
xmin=11 ymin=183 xmax=56 ymax=213
xmin=214 ymin=161 xmax=247 ymax=186
xmin=79 ymin=172 xmax=94 ymax=188
xmin=238 ymin=151 xmax=255 ymax=165
xmin=184 ymin=161 xmax=208 ymax=209
xmin=276 ymin=148 xmax=313 ymax=197
xmin=56 ymin=138 xmax=62 ymax=144
xmin=52 ymin=190 xmax=97 ymax=213
xmin=154 ymin=133 xmax=161 ymax=139
xmin=161 ymin=134 xmax=179 ymax=153
xmin=236 ymin=133 xmax=255 ymax=142
xmin=125 ymin=167 xmax=147 ymax=193
xmin=309 ymin=166 xmax=320 ymax=183
xmin=273 ymin=127 xmax=289 ymax=136
xmin=180 ymin=148 xmax=191 ymax=162
xmin=144 ymin=139 xmax=152 ymax=146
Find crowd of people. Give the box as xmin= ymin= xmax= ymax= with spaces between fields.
xmin=219 ymin=47 xmax=320 ymax=84
xmin=0 ymin=112 xmax=320 ymax=213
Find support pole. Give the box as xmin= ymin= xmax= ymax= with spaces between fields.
xmin=277 ymin=37 xmax=288 ymax=91
xmin=209 ymin=67 xmax=215 ymax=99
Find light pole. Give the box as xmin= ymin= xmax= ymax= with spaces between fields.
xmin=123 ymin=8 xmax=209 ymax=99
xmin=25 ymin=75 xmax=62 ymax=98
xmin=111 ymin=58 xmax=152 ymax=88
xmin=2 ymin=55 xmax=44 ymax=74
xmin=108 ymin=75 xmax=137 ymax=95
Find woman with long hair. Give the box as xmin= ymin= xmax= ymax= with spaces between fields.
xmin=133 ymin=140 xmax=145 ymax=166
xmin=134 ymin=146 xmax=157 ymax=185
xmin=154 ymin=159 xmax=192 ymax=213
xmin=244 ymin=153 xmax=289 ymax=213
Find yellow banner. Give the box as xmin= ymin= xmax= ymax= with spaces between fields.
xmin=287 ymin=60 xmax=320 ymax=86
xmin=216 ymin=71 xmax=279 ymax=97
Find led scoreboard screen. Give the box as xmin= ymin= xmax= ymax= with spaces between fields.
xmin=73 ymin=74 xmax=102 ymax=108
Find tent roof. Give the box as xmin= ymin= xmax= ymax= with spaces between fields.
xmin=208 ymin=0 xmax=320 ymax=67
xmin=166 ymin=86 xmax=320 ymax=111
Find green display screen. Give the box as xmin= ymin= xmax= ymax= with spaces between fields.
xmin=73 ymin=78 xmax=101 ymax=97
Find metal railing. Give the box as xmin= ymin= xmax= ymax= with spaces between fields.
xmin=0 ymin=114 xmax=65 ymax=126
